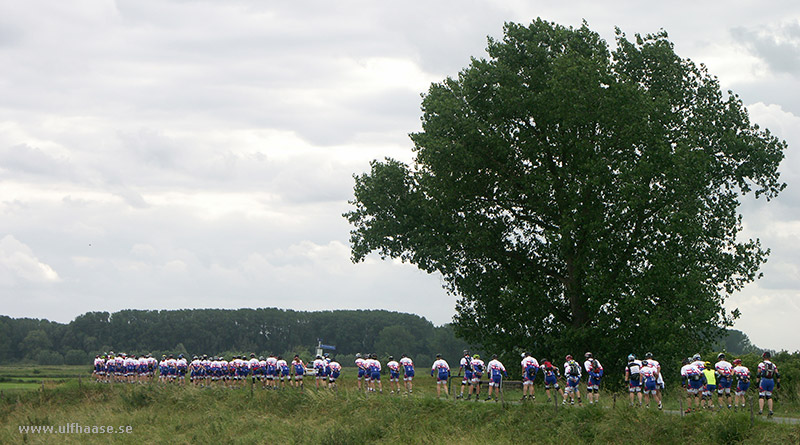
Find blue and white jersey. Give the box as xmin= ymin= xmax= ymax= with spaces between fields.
xmin=522 ymin=356 xmax=539 ymax=379
xmin=431 ymin=359 xmax=450 ymax=379
xmin=487 ymin=359 xmax=507 ymax=378
xmin=291 ymin=359 xmax=305 ymax=375
xmin=328 ymin=361 xmax=341 ymax=377
xmin=400 ymin=357 xmax=415 ymax=375
xmin=277 ymin=359 xmax=289 ymax=375
xmin=470 ymin=358 xmax=484 ymax=375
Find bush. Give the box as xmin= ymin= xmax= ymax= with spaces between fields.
xmin=64 ymin=349 xmax=88 ymax=365
xmin=36 ymin=350 xmax=64 ymax=366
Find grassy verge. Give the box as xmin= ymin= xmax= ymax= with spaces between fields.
xmin=1 ymin=379 xmax=798 ymax=444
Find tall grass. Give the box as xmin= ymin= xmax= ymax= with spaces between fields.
xmin=1 ymin=380 xmax=798 ymax=444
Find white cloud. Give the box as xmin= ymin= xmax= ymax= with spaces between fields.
xmin=729 ymin=285 xmax=800 ymax=352
xmin=0 ymin=1 xmax=799 ymax=350
xmin=0 ymin=235 xmax=60 ymax=285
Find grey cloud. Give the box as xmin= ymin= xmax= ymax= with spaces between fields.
xmin=0 ymin=19 xmax=23 ymax=47
xmin=3 ymin=1 xmax=800 ymax=349
xmin=732 ymin=21 xmax=800 ymax=76
xmin=0 ymin=144 xmax=74 ymax=180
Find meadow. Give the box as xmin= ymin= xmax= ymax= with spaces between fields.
xmin=1 ymin=365 xmax=799 ymax=444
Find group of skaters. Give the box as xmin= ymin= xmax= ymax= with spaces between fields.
xmin=432 ymin=349 xmax=784 ymax=417
xmin=92 ymin=351 xmax=343 ymax=390
xmin=433 ymin=350 xmax=606 ymax=404
xmin=354 ymin=353 xmax=415 ymax=395
xmin=92 ymin=352 xmax=158 ymax=384
xmin=679 ymin=351 xmax=781 ymax=417
xmin=92 ymin=349 xmax=783 ymax=416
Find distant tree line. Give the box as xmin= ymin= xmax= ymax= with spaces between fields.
xmin=0 ymin=309 xmax=475 ymax=367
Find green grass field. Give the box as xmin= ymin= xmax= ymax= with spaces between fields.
xmin=0 ymin=365 xmax=798 ymax=444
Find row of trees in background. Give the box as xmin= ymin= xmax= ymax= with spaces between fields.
xmin=0 ymin=306 xmax=769 ymax=377
xmin=0 ymin=308 xmax=472 ymax=367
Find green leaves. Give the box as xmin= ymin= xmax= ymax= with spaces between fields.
xmin=345 ymin=19 xmax=785 ymax=368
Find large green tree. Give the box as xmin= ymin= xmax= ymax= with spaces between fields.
xmin=345 ymin=20 xmax=785 ymax=367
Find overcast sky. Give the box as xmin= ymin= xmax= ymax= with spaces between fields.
xmin=1 ymin=1 xmax=799 ymax=351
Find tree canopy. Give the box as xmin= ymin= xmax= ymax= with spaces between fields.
xmin=345 ymin=19 xmax=785 ymax=367
xmin=0 ymin=309 xmax=472 ymax=367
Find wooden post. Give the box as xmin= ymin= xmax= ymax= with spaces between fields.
xmin=679 ymin=393 xmax=684 ymax=417
xmin=447 ymin=376 xmax=452 ymax=401
xmin=499 ymin=377 xmax=505 ymax=408
xmin=554 ymin=390 xmax=558 ymax=413
xmin=750 ymin=396 xmax=754 ymax=427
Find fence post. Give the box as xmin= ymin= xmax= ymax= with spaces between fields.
xmin=447 ymin=376 xmax=452 ymax=400
xmin=750 ymin=395 xmax=754 ymax=427
xmin=499 ymin=377 xmax=505 ymax=407
xmin=554 ymin=390 xmax=558 ymax=413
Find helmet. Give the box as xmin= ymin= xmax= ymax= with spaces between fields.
xmin=492 ymin=354 xmax=498 ymax=359
xmin=762 ymin=351 xmax=771 ymax=359
xmin=692 ymin=354 xmax=701 ymax=361
xmin=565 ymin=354 xmax=573 ymax=361
xmin=704 ymin=361 xmax=711 ymax=369
xmin=627 ymin=354 xmax=635 ymax=362
xmin=355 ymin=353 xmax=361 ymax=358
xmin=388 ymin=356 xmax=394 ymax=360
xmin=717 ymin=352 xmax=725 ymax=360
xmin=682 ymin=357 xmax=690 ymax=365
xmin=540 ymin=358 xmax=547 ymax=364
xmin=641 ymin=360 xmax=648 ymax=366
xmin=473 ymin=354 xmax=480 ymax=359
xmin=645 ymin=352 xmax=653 ymax=359
xmin=733 ymin=359 xmax=742 ymax=365
xmin=521 ymin=352 xmax=527 ymax=358
xmin=178 ymin=354 xmax=183 ymax=359
xmin=585 ymin=352 xmax=592 ymax=358
xmin=259 ymin=356 xmax=265 ymax=360
xmin=436 ymin=353 xmax=442 ymax=358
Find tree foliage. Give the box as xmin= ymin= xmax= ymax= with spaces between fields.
xmin=0 ymin=309 xmax=472 ymax=367
xmin=345 ymin=19 xmax=785 ymax=367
